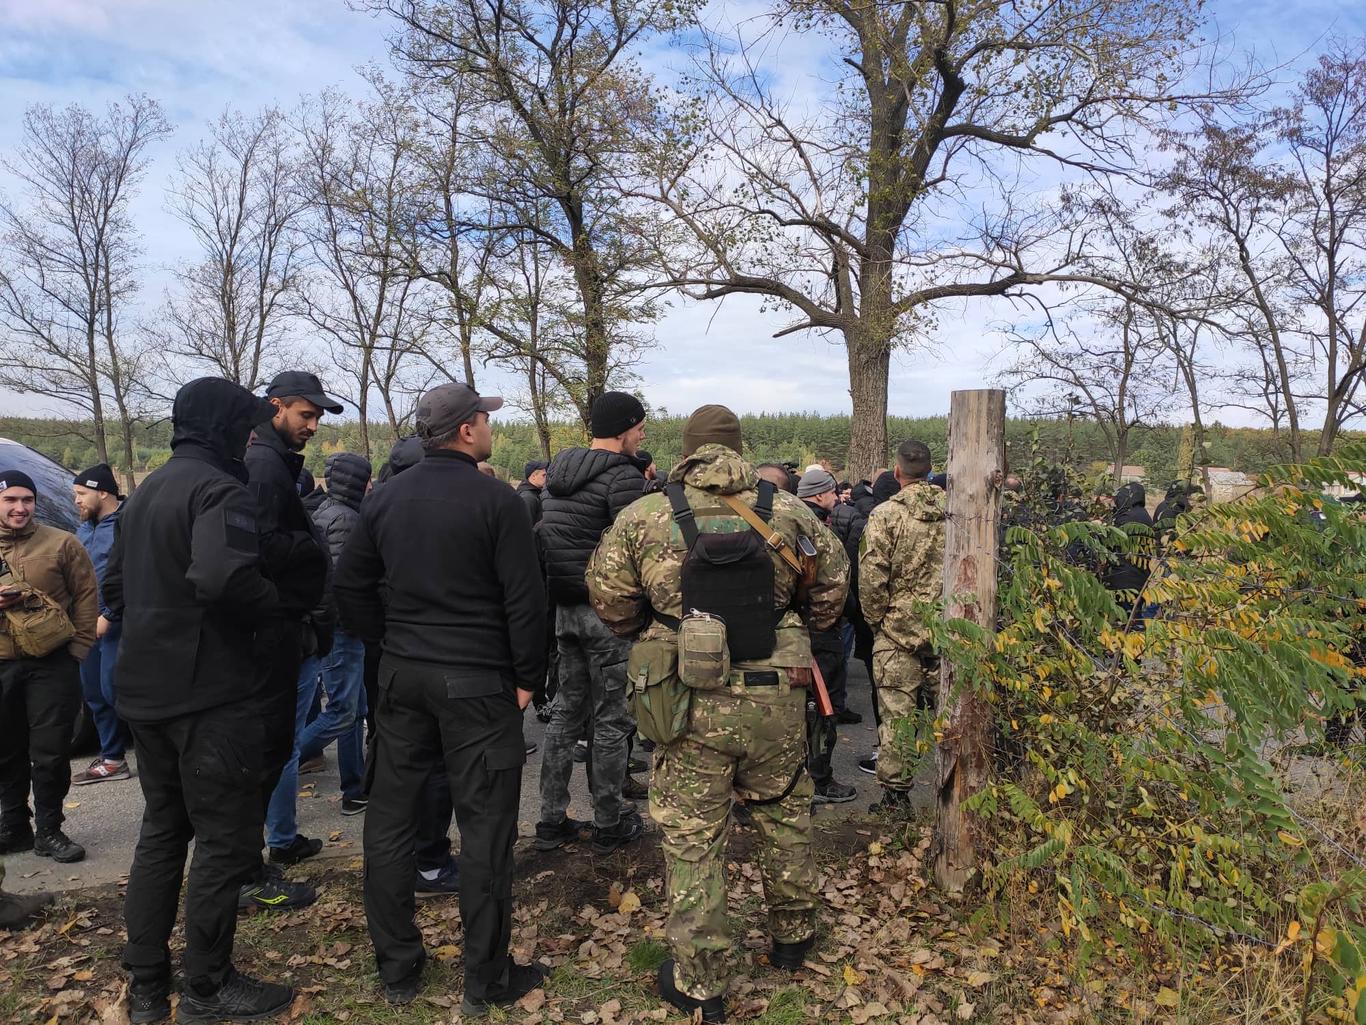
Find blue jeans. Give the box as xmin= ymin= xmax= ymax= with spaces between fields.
xmin=298 ymin=630 xmax=366 ymax=798
xmin=265 ymin=656 xmax=321 ymax=849
xmin=79 ymin=623 xmax=125 ymax=761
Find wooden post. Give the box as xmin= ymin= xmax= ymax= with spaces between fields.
xmin=934 ymin=389 xmax=1005 ymax=892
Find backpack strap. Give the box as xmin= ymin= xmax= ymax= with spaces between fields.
xmin=717 ymin=492 xmax=804 ymax=577
xmin=665 ymin=483 xmax=699 ymax=548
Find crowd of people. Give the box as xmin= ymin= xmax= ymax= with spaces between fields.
xmin=0 ymin=369 xmax=1241 ymax=1024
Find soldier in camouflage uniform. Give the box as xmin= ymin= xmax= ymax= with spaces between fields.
xmin=858 ymin=439 xmax=945 ymax=812
xmin=586 ymin=405 xmax=848 ymax=1024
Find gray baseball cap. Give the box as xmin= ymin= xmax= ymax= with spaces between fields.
xmin=415 ymin=383 xmax=503 ymax=438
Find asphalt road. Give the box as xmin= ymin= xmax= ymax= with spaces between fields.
xmin=5 ymin=663 xmax=896 ymax=895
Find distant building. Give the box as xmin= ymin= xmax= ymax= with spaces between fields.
xmin=1202 ymin=466 xmax=1256 ymax=504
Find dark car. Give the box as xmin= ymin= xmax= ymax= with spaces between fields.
xmin=1 ymin=437 xmax=97 ymax=752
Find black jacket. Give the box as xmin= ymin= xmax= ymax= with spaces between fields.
xmin=333 ymin=449 xmax=547 ymax=694
xmin=104 ymin=379 xmax=281 ymax=722
xmin=1104 ymin=482 xmax=1154 ymax=593
xmin=312 ymin=452 xmax=371 ymax=564
xmin=538 ymin=447 xmax=645 ymax=604
xmin=245 ymin=420 xmax=329 ymax=621
xmin=516 ymin=480 xmax=544 ymax=527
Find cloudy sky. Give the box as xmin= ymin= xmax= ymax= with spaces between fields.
xmin=1 ymin=0 xmax=1364 ymax=424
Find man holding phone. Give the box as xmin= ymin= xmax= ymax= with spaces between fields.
xmin=0 ymin=470 xmax=98 ymax=865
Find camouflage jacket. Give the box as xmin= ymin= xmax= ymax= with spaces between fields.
xmin=859 ymin=481 xmax=945 ymax=651
xmin=586 ymin=445 xmax=849 ymax=669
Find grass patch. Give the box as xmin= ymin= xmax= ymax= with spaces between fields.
xmin=627 ymin=938 xmax=668 ymax=974
xmin=753 ymin=986 xmax=809 ymax=1025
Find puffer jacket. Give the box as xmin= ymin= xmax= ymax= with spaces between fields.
xmin=539 ymin=447 xmax=645 ymax=604
xmin=312 ymin=452 xmax=371 ymax=564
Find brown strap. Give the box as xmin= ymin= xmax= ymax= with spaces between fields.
xmin=718 ymin=494 xmax=805 ymax=576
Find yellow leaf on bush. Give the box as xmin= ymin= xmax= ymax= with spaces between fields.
xmin=1276 ymin=830 xmax=1304 ymax=847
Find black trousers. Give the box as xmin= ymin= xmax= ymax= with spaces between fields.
xmin=416 ymin=765 xmax=453 ymax=872
xmin=363 ymin=658 xmax=524 ymax=999
xmin=258 ymin=625 xmax=304 ymax=818
xmin=808 ymin=628 xmax=844 ymax=786
xmin=122 ymin=701 xmax=269 ymax=993
xmin=0 ymin=650 xmax=80 ymax=832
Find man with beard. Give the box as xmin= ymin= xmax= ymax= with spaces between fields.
xmin=247 ymin=372 xmax=337 ymax=899
xmin=71 ymin=463 xmax=130 ymax=786
xmin=108 ymin=378 xmax=294 ymax=1024
xmin=335 ymin=382 xmax=548 ymax=1012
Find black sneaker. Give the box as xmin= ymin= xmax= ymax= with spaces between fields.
xmin=770 ymin=935 xmax=815 ymax=970
xmin=835 ymin=708 xmax=863 ymax=725
xmin=533 ymin=817 xmax=590 ymax=851
xmin=415 ymin=857 xmax=460 ymax=896
xmin=572 ymin=740 xmax=588 ymax=763
xmin=461 ymin=961 xmax=548 ymax=1016
xmin=857 ymin=751 xmax=879 ymax=775
xmin=0 ymin=888 xmax=52 ymax=931
xmin=238 ymin=873 xmax=317 ymax=911
xmin=591 ymin=812 xmax=644 ymax=855
xmin=127 ymin=980 xmax=171 ymax=1024
xmin=622 ymin=775 xmax=649 ymax=801
xmin=0 ymin=823 xmax=34 ymax=854
xmin=656 ymin=959 xmax=726 ymax=1023
xmin=525 ymin=741 xmax=538 ymax=756
xmin=813 ymin=780 xmax=857 ymax=804
xmin=341 ymin=798 xmax=368 ymax=816
xmin=638 ymin=737 xmax=656 ymax=753
xmin=628 ymin=754 xmax=649 ymax=774
xmin=177 ymin=969 xmax=293 ymax=1023
xmin=268 ymin=834 xmax=322 ymax=866
xmin=34 ymin=828 xmax=85 ymax=863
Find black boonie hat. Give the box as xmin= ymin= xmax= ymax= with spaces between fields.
xmin=265 ymin=371 xmax=344 ymax=414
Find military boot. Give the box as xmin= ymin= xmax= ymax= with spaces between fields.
xmin=770 ymin=935 xmax=815 ymax=970
xmin=657 ymin=960 xmax=726 ymax=1023
xmin=0 ymin=888 xmax=52 ymax=931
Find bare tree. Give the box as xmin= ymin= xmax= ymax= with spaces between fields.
xmin=159 ymin=107 xmax=305 ymax=391
xmin=295 ymin=81 xmax=430 ymax=461
xmin=1273 ymin=43 xmax=1366 ymax=454
xmin=375 ymin=0 xmax=667 ymax=425
xmin=638 ymin=0 xmax=1246 ymax=477
xmin=0 ymin=96 xmax=170 ymax=489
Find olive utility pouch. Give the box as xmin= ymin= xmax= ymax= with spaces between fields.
xmin=677 ymin=611 xmax=731 ymax=691
xmin=626 ymin=637 xmax=692 ymax=746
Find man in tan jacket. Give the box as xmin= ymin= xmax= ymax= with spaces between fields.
xmin=0 ymin=470 xmax=98 ymax=864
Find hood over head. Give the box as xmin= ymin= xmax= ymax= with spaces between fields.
xmin=667 ymin=443 xmax=757 ymax=496
xmin=871 ymin=470 xmax=901 ymax=506
xmin=546 ymin=447 xmax=637 ymax=497
xmin=377 ymin=436 xmax=424 ymax=483
xmin=171 ymin=378 xmax=276 ymax=467
xmin=1114 ymin=482 xmax=1146 ymax=513
xmin=325 ymin=451 xmax=372 ymax=509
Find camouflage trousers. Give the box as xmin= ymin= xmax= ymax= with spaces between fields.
xmin=650 ymin=682 xmax=817 ymax=1000
xmin=872 ymin=638 xmax=934 ymax=791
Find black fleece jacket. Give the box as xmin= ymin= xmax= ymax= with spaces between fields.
xmin=105 ymin=379 xmax=281 ymax=722
xmin=333 ymin=449 xmax=547 ymax=694
xmin=538 ymin=447 xmax=645 ymax=604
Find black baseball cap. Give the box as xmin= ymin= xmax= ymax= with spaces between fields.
xmin=265 ymin=371 xmax=344 ymax=414
xmin=415 ymin=383 xmax=503 ymax=439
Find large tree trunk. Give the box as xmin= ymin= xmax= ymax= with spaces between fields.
xmin=845 ymin=326 xmax=891 ymax=481
xmin=934 ymin=388 xmax=1005 ymax=893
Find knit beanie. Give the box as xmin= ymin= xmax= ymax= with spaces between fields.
xmin=590 ymin=392 xmax=646 ymax=439
xmin=0 ymin=469 xmax=37 ymax=497
xmin=73 ymin=463 xmax=121 ymax=497
xmin=797 ymin=469 xmax=836 ymax=498
xmin=681 ymin=405 xmax=743 ymax=457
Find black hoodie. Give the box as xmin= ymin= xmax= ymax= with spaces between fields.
xmin=104 ymin=378 xmax=282 ymax=722
xmin=1104 ymin=482 xmax=1154 ymax=594
xmin=539 ymin=447 xmax=645 ymax=604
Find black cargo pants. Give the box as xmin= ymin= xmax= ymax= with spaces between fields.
xmin=363 ymin=657 xmax=525 ymax=1000
xmin=122 ymin=700 xmax=268 ymax=994
xmin=0 ymin=649 xmax=81 ymax=833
